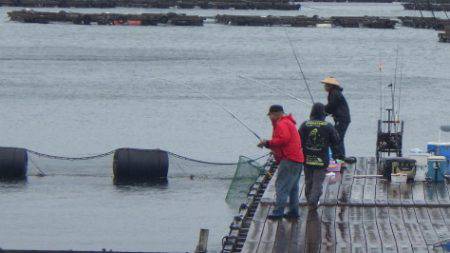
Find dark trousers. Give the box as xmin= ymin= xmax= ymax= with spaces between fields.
xmin=335 ymin=121 xmax=350 ymax=157
xmin=304 ymin=167 xmax=327 ymax=206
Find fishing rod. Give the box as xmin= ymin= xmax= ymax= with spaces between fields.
xmin=207 ymin=66 xmax=312 ymax=107
xmin=155 ymin=77 xmax=262 ymax=141
xmin=284 ymin=29 xmax=315 ymax=104
xmin=237 ymin=75 xmax=312 ymax=106
xmin=378 ymin=57 xmax=384 ymax=120
xmin=397 ymin=59 xmax=404 ymax=123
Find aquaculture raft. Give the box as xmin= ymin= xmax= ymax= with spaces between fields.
xmin=8 ymin=10 xmax=204 ymax=26
xmin=222 ymin=157 xmax=450 ymax=252
xmin=0 ymin=0 xmax=301 ymax=10
xmin=216 ymin=15 xmax=398 ymax=28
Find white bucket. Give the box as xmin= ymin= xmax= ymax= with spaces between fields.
xmin=391 ymin=174 xmax=408 ymax=184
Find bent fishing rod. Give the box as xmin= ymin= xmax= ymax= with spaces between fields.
xmin=284 ymin=29 xmax=315 ymax=104
xmin=155 ymin=77 xmax=262 ymax=141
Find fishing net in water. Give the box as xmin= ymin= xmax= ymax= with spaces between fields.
xmin=26 ymin=149 xmax=268 ymax=179
xmin=25 ymin=149 xmax=269 ymax=200
xmin=225 ymin=156 xmax=266 ymax=207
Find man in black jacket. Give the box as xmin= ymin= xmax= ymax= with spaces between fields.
xmin=322 ymin=76 xmax=351 ymax=158
xmin=299 ymin=103 xmax=342 ymax=210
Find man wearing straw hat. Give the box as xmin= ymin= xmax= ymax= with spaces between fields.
xmin=321 ymin=76 xmax=351 ymax=161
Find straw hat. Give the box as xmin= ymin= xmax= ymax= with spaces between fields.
xmin=321 ymin=76 xmax=340 ymax=87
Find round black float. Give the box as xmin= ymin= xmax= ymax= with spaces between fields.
xmin=113 ymin=148 xmax=169 ymax=182
xmin=0 ymin=147 xmax=28 ymax=179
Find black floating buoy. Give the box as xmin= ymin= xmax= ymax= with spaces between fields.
xmin=0 ymin=147 xmax=28 ymax=180
xmin=113 ymin=148 xmax=169 ymax=182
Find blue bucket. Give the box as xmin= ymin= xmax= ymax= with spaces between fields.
xmin=427 ymin=156 xmax=447 ymax=182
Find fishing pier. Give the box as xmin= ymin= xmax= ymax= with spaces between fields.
xmin=222 ymin=157 xmax=450 ymax=252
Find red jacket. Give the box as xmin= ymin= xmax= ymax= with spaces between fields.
xmin=268 ymin=114 xmax=304 ymax=164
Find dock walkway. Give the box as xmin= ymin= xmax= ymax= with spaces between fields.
xmin=223 ymin=157 xmax=450 ymax=253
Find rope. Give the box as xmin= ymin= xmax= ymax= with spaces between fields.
xmin=27 ymin=149 xmax=116 ymax=161
xmin=26 ymin=148 xmax=270 ymax=166
xmin=167 ymin=151 xmax=271 ymax=166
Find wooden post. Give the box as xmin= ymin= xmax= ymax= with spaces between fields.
xmin=194 ymin=228 xmax=209 ymax=253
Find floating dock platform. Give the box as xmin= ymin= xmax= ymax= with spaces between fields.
xmin=222 ymin=157 xmax=450 ymax=252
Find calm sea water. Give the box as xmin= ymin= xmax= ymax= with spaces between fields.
xmin=0 ymin=3 xmax=449 ymax=252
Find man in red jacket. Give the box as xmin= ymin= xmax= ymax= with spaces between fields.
xmin=258 ymin=105 xmax=304 ymax=220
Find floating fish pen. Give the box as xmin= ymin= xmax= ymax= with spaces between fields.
xmin=439 ymin=26 xmax=450 ymax=42
xmin=0 ymin=0 xmax=301 ymax=10
xmin=8 ymin=9 xmax=204 ymax=26
xmin=402 ymin=2 xmax=450 ymax=11
xmin=216 ymin=14 xmax=398 ymax=28
xmin=399 ymin=16 xmax=450 ymax=30
xmin=296 ymin=0 xmax=394 ymax=2
xmin=331 ymin=16 xmax=398 ymax=28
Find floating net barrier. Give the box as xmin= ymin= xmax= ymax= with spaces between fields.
xmin=25 ymin=148 xmax=270 ymax=181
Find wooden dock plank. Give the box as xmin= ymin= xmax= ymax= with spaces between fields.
xmin=389 ymin=207 xmax=414 ymax=252
xmin=272 ymin=214 xmax=292 ymax=253
xmin=320 ymin=206 xmax=336 ymax=253
xmin=376 ymin=206 xmax=398 ymax=253
xmin=241 ymin=204 xmax=271 ymax=253
xmin=414 ymin=207 xmax=441 ymax=246
xmin=362 ymin=207 xmax=382 ymax=253
xmin=350 ymin=158 xmax=366 ymax=205
xmin=363 ymin=161 xmax=377 ymax=206
xmin=305 ymin=209 xmax=323 ymax=253
xmin=349 ymin=206 xmax=367 ymax=252
xmin=401 ymin=207 xmax=430 ymax=253
xmin=256 ymin=207 xmax=278 ymax=253
xmin=335 ymin=162 xmax=356 ymax=253
xmin=321 ymin=166 xmax=343 ymax=253
xmin=289 ymin=206 xmax=309 ymax=253
xmin=428 ymin=208 xmax=449 ymax=242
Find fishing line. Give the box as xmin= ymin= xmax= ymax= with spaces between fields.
xmin=237 ymin=75 xmax=312 ymax=106
xmin=284 ymin=29 xmax=315 ymax=104
xmin=154 ymin=77 xmax=262 ymax=141
xmin=207 ymin=66 xmax=312 ymax=107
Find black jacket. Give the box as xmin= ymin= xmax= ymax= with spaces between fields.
xmin=299 ymin=103 xmax=342 ymax=169
xmin=325 ymin=87 xmax=351 ymax=123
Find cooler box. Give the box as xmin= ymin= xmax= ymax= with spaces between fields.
xmin=427 ymin=142 xmax=450 ymax=159
xmin=427 ymin=156 xmax=448 ymax=182
xmin=378 ymin=157 xmax=416 ymax=181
